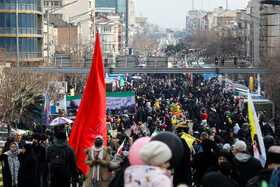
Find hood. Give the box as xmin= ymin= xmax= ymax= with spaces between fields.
xmin=236 ymin=152 xmax=252 ymax=162
xmin=55 ymin=139 xmax=68 ymax=148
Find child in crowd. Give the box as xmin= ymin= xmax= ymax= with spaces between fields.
xmin=124 ymin=141 xmax=173 ymax=187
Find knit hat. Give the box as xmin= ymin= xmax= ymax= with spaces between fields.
xmin=266 ymin=146 xmax=280 ymax=166
xmin=223 ymin=143 xmax=231 ymax=152
xmin=234 ymin=140 xmax=247 ymax=151
xmin=139 ymin=141 xmax=172 ymax=166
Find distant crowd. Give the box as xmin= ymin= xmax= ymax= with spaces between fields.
xmin=1 ymin=73 xmax=280 ymax=187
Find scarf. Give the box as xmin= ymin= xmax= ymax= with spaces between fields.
xmin=91 ymin=135 xmax=104 ymax=182
xmin=4 ymin=143 xmax=21 ymax=186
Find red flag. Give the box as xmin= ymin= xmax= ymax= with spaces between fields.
xmin=68 ymin=32 xmax=107 ymax=175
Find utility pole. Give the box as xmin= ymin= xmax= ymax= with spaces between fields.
xmin=192 ymin=0 xmax=194 ymax=11
xmin=226 ymin=0 xmax=228 ymax=10
xmin=47 ymin=10 xmax=50 ymax=67
xmin=16 ymin=0 xmax=19 ymax=67
xmin=125 ymin=0 xmax=129 ymax=53
xmin=69 ymin=16 xmax=71 ymax=64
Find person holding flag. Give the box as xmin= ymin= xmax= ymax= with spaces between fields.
xmin=84 ymin=135 xmax=111 ymax=187
xmin=68 ymin=32 xmax=108 ymax=177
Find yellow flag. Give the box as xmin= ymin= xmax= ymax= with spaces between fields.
xmin=181 ymin=132 xmax=196 ymax=148
xmin=248 ymin=102 xmax=257 ymax=141
xmin=155 ymin=99 xmax=160 ymax=109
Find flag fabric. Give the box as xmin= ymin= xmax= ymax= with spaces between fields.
xmin=181 ymin=132 xmax=196 ymax=148
xmin=44 ymin=93 xmax=51 ymax=125
xmin=151 ymin=130 xmax=159 ymax=137
xmin=117 ymin=138 xmax=126 ymax=154
xmin=155 ymin=99 xmax=160 ymax=109
xmin=115 ymin=78 xmax=119 ymax=88
xmin=68 ymin=32 xmax=107 ymax=175
xmin=247 ymin=90 xmax=266 ymax=167
xmin=248 ymin=102 xmax=257 ymax=141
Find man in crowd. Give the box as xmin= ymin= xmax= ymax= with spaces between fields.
xmin=47 ymin=131 xmax=79 ymax=187
xmin=2 ymin=131 xmax=26 ymax=153
xmin=247 ymin=146 xmax=280 ymax=186
xmin=232 ymin=140 xmax=263 ymax=187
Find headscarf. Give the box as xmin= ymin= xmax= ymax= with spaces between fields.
xmin=91 ymin=135 xmax=104 ymax=182
xmin=4 ymin=142 xmax=21 ymax=186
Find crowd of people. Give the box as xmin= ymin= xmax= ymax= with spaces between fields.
xmin=1 ymin=73 xmax=280 ymax=187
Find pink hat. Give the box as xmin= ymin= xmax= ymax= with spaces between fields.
xmin=128 ymin=137 xmax=151 ymax=165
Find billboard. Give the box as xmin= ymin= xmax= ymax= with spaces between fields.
xmin=66 ymin=92 xmax=136 ymax=118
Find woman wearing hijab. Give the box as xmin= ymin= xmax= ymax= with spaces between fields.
xmin=0 ymin=142 xmax=21 ymax=187
xmin=18 ymin=144 xmax=38 ymax=187
xmin=85 ymin=135 xmax=111 ymax=187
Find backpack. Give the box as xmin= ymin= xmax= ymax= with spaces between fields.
xmin=49 ymin=147 xmax=66 ymax=174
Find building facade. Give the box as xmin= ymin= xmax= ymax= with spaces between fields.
xmin=0 ymin=0 xmax=43 ymax=63
xmin=44 ymin=0 xmax=94 ymax=44
xmin=95 ymin=0 xmax=115 ymax=8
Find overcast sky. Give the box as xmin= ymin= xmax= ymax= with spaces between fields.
xmin=133 ymin=0 xmax=250 ymax=29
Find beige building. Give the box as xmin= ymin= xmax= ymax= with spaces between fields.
xmin=95 ymin=14 xmax=126 ymax=63
xmin=44 ymin=0 xmax=95 ymax=45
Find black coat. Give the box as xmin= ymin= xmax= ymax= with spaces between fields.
xmin=18 ymin=144 xmax=38 ymax=187
xmin=173 ymin=138 xmax=192 ymax=187
xmin=46 ymin=141 xmax=79 ymax=179
xmin=0 ymin=154 xmax=13 ymax=187
xmin=232 ymin=152 xmax=263 ymax=187
xmin=33 ymin=143 xmax=46 ymax=175
xmin=192 ymin=150 xmax=218 ymax=186
xmin=109 ymin=157 xmax=130 ymax=187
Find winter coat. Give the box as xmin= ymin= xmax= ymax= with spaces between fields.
xmin=46 ymin=139 xmax=79 ymax=186
xmin=192 ymin=150 xmax=218 ymax=186
xmin=33 ymin=143 xmax=46 ymax=173
xmin=85 ymin=146 xmax=111 ymax=187
xmin=246 ymin=168 xmax=273 ymax=187
xmin=18 ymin=144 xmax=38 ymax=187
xmin=124 ymin=165 xmax=172 ymax=187
xmin=173 ymin=138 xmax=192 ymax=187
xmin=0 ymin=154 xmax=13 ymax=187
xmin=232 ymin=151 xmax=263 ymax=187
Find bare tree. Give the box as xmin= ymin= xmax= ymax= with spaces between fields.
xmin=0 ymin=68 xmax=53 ymax=136
xmin=187 ymin=29 xmax=219 ymax=56
xmin=132 ymin=32 xmax=158 ymax=57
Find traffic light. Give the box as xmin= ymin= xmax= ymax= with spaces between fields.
xmin=215 ymin=57 xmax=218 ymax=66
xmin=234 ymin=57 xmax=237 ymax=65
xmin=221 ymin=57 xmax=224 ymax=65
